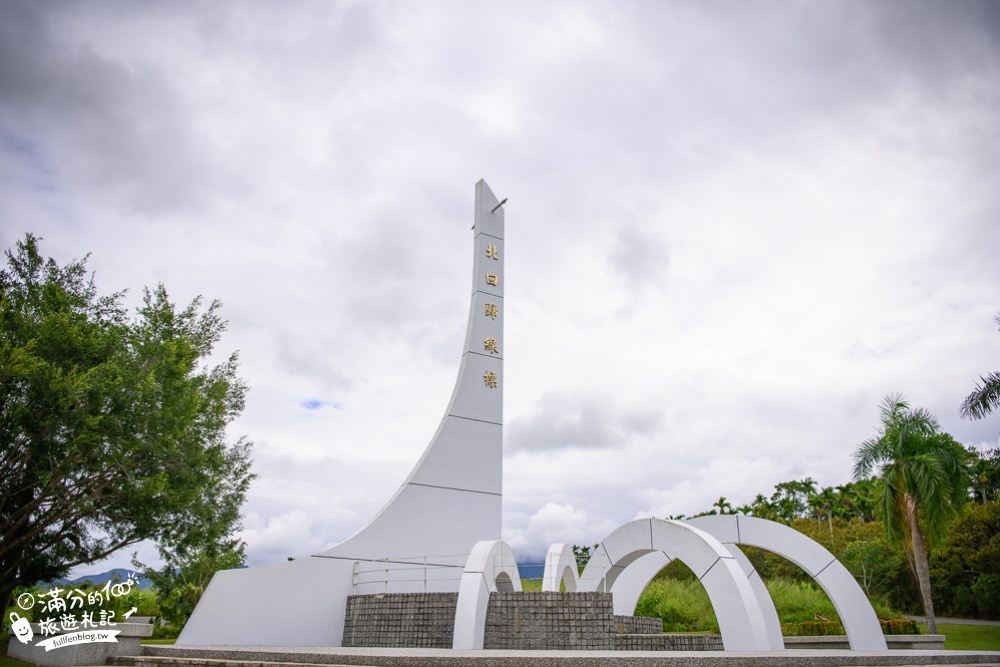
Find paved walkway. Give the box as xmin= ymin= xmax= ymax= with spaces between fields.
xmin=132 ymin=644 xmax=1000 ymax=667
xmin=906 ymin=616 xmax=1000 ymax=627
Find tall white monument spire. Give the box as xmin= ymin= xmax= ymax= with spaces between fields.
xmin=315 ymin=179 xmax=504 ymax=562
xmin=177 ymin=182 xmax=506 ymax=648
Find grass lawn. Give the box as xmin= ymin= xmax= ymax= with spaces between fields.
xmin=919 ymin=622 xmax=1000 ymax=652
xmin=0 ymin=657 xmax=32 ymax=667
xmin=141 ymin=638 xmax=177 ymax=645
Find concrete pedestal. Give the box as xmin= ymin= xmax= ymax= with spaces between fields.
xmin=7 ymin=621 xmax=152 ymax=667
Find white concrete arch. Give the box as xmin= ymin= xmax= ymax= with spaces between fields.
xmin=452 ymin=540 xmax=522 ymax=649
xmin=578 ymin=519 xmax=772 ymax=652
xmin=542 ymin=543 xmax=579 ymax=592
xmin=607 ymin=547 xmax=784 ymax=650
xmin=686 ymin=515 xmax=887 ymax=651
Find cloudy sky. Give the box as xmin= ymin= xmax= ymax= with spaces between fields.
xmin=3 ymin=0 xmax=999 ymax=573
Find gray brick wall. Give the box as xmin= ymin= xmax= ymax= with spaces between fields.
xmin=483 ymin=592 xmax=614 ymax=650
xmin=342 ymin=593 xmax=457 ymax=648
xmin=613 ymin=615 xmax=663 ymax=635
xmin=343 ymin=591 xmax=722 ymax=652
xmin=616 ymin=633 xmax=724 ymax=651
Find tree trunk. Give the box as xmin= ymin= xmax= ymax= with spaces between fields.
xmin=905 ymin=492 xmax=937 ymax=634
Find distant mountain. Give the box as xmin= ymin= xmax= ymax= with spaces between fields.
xmin=51 ymin=568 xmax=154 ymax=589
xmin=517 ymin=563 xmax=545 ymax=581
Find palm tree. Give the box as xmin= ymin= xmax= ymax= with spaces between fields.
xmin=960 ymin=311 xmax=1000 ymax=420
xmin=853 ymin=394 xmax=969 ymax=634
xmin=817 ymin=487 xmax=838 ymax=540
xmin=834 ymin=484 xmax=857 ymax=522
xmin=750 ymin=493 xmax=774 ymax=520
xmin=712 ymin=496 xmax=734 ymax=515
xmin=808 ymin=493 xmax=825 ymax=530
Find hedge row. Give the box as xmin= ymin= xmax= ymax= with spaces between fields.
xmin=781 ymin=618 xmax=918 ymax=637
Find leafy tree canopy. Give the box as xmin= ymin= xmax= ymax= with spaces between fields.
xmin=0 ymin=234 xmax=253 ymax=613
xmin=931 ymin=501 xmax=1000 ymax=620
xmin=969 ymin=446 xmax=1000 ymax=504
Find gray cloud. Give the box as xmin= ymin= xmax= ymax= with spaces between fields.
xmin=3 ymin=0 xmax=997 ymax=572
xmin=507 ymin=390 xmax=660 ymax=452
xmin=0 ymin=2 xmax=211 ymax=215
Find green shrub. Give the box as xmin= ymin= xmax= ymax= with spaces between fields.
xmin=634 ymin=578 xmax=719 ymax=633
xmin=764 ymin=578 xmax=840 ymax=624
xmin=151 ymin=624 xmax=182 ymax=639
xmin=880 ymin=618 xmax=919 ymax=635
xmin=781 ymin=620 xmax=844 ymax=636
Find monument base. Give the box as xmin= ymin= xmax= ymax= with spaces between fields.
xmin=7 ymin=622 xmax=152 ymax=667
xmin=177 ymin=557 xmax=357 ymax=647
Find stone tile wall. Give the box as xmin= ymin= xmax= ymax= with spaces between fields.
xmin=342 ymin=593 xmax=458 ymax=648
xmin=483 ymin=592 xmax=614 ymax=650
xmin=343 ymin=592 xmax=722 ymax=651
xmin=613 ymin=615 xmax=663 ymax=635
xmin=615 ymin=633 xmax=724 ymax=651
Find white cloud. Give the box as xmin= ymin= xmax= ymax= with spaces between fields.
xmin=5 ymin=0 xmax=1000 ymax=575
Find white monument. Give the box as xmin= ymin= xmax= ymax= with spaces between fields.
xmin=178 ymin=180 xmax=888 ymax=653
xmin=177 ymin=180 xmax=506 ymax=647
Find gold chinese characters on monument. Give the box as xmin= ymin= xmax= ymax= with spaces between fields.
xmin=482 ymin=243 xmax=500 ymax=389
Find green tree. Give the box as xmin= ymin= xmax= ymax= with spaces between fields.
xmin=811 ymin=487 xmax=838 ymax=540
xmin=960 ymin=311 xmax=1000 ymax=421
xmin=852 ymin=394 xmax=969 ymax=634
xmin=712 ymin=496 xmax=734 ymax=515
xmin=930 ymin=502 xmax=1000 ymax=620
xmin=572 ymin=544 xmax=599 ymax=572
xmin=0 ymin=235 xmax=254 ymax=614
xmin=968 ymin=446 xmax=1000 ymax=504
xmin=136 ymin=541 xmax=245 ymax=630
xmin=840 ymin=533 xmax=908 ymax=602
xmin=770 ymin=477 xmax=816 ymax=522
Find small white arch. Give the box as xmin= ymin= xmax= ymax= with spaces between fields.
xmin=542 ymin=543 xmax=579 ymax=592
xmin=578 ymin=519 xmax=772 ymax=651
xmin=452 ymin=540 xmax=521 ymax=649
xmin=686 ymin=515 xmax=887 ymax=651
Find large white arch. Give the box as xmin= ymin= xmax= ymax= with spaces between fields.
xmin=577 ymin=519 xmax=772 ymax=652
xmin=606 ymin=547 xmax=784 ymax=650
xmin=542 ymin=543 xmax=579 ymax=592
xmin=686 ymin=515 xmax=887 ymax=651
xmin=452 ymin=540 xmax=522 ymax=649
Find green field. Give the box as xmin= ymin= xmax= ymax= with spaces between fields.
xmin=923 ymin=623 xmax=1000 ymax=652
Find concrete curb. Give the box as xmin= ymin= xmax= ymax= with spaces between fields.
xmin=126 ymin=644 xmax=1000 ymax=667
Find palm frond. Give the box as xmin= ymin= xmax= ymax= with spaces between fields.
xmin=879 ymin=393 xmax=908 ymax=426
xmin=853 ymin=436 xmax=888 ymax=480
xmin=874 ymin=470 xmax=906 ymax=544
xmin=960 ymin=371 xmax=1000 ymax=420
xmin=906 ymin=407 xmax=941 ymax=435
